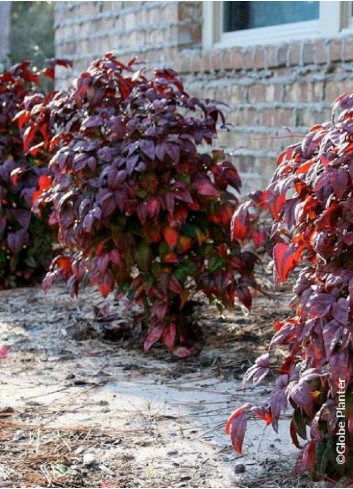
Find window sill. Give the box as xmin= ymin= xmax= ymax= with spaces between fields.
xmin=217 ymin=20 xmax=320 ymax=49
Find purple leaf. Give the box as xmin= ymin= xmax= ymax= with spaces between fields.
xmin=332 ymin=298 xmax=349 ymax=325
xmin=230 ymin=412 xmax=248 ymax=455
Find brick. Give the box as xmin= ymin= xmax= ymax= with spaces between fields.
xmin=218 ymin=130 xmax=250 ymax=150
xmin=178 ymin=52 xmax=191 ymax=74
xmin=229 ymin=85 xmax=247 ymax=104
xmin=297 ymin=107 xmax=331 ymax=126
xmin=235 ymin=155 xmax=256 ymax=174
xmin=256 ymin=157 xmax=277 ymax=181
xmin=243 ymin=47 xmax=254 ymax=71
xmin=227 ymin=108 xmax=260 ymax=126
xmin=202 ymin=51 xmax=211 ymax=73
xmin=329 ymin=38 xmax=342 ymax=62
xmin=211 ymin=51 xmax=222 ymax=72
xmin=302 ymin=42 xmax=314 ymax=65
xmin=248 ymin=84 xmax=266 ymax=102
xmin=265 ymin=45 xmax=277 ymax=69
xmin=344 ymin=37 xmax=353 ymax=62
xmin=276 ymin=44 xmax=289 ymax=67
xmin=289 ymin=43 xmax=300 ymax=66
xmin=223 ymin=50 xmax=233 ymax=71
xmin=253 ymin=47 xmax=265 ymax=70
xmin=284 ymin=82 xmax=324 ymax=103
xmin=191 ymin=51 xmax=202 ymax=74
xmin=248 ymin=132 xmax=285 ymax=152
xmin=265 ymin=84 xmax=283 ymax=102
xmin=325 ymin=79 xmax=353 ymax=104
xmin=233 ymin=50 xmax=243 ymax=71
xmin=314 ymin=39 xmax=328 ymax=65
xmin=260 ymin=108 xmax=295 ymax=127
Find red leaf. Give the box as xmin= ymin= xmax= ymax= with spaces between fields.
xmin=197 ymin=181 xmax=220 ymax=197
xmin=168 ymin=275 xmax=183 ymax=294
xmin=178 ymin=235 xmax=193 ymax=252
xmin=143 ymin=324 xmax=164 ymax=352
xmin=23 ymin=124 xmax=37 ymax=153
xmin=110 ymin=249 xmax=121 ymax=265
xmin=290 ymin=419 xmax=303 ymax=449
xmin=267 ymin=194 xmax=285 ymax=219
xmin=152 ymin=303 xmax=167 ymax=321
xmin=230 ymin=412 xmax=248 ymax=454
xmin=231 ymin=205 xmax=250 ymax=241
xmin=252 ymin=229 xmax=267 ymax=247
xmin=236 ymin=285 xmax=252 ymax=310
xmin=225 ymin=403 xmax=251 ymax=435
xmin=11 ymin=168 xmax=23 ymax=186
xmin=147 ymin=197 xmax=159 ymax=217
xmin=39 ymin=175 xmax=52 ymax=192
xmin=56 ymin=256 xmax=72 ymax=275
xmin=162 ymin=252 xmax=179 ymax=263
xmin=99 ymin=274 xmax=114 ymax=297
xmin=161 ymin=323 xmax=177 ymax=350
xmin=163 ymin=226 xmax=178 ymax=248
xmin=301 ymin=440 xmax=316 ymax=472
xmin=14 ymin=109 xmax=30 ymax=130
xmin=0 ymin=347 xmax=9 ymax=359
xmin=273 ymin=243 xmax=298 ymax=282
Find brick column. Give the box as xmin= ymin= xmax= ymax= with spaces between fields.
xmin=0 ymin=2 xmax=11 ymax=64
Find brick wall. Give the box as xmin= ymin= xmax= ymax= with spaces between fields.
xmin=55 ymin=1 xmax=353 ymax=194
xmin=55 ymin=1 xmax=202 ymax=85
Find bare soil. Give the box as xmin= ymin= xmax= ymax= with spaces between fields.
xmin=0 ymin=281 xmax=320 ymax=488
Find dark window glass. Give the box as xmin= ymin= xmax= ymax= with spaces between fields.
xmin=223 ymin=1 xmax=319 ymax=32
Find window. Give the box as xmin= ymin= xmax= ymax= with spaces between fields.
xmin=223 ymin=2 xmax=319 ymax=32
xmin=203 ymin=1 xmax=351 ymax=48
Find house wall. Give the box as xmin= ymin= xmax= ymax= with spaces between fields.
xmin=55 ymin=1 xmax=353 ymax=194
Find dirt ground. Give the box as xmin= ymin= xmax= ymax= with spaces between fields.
xmin=0 ymin=277 xmax=320 ymax=488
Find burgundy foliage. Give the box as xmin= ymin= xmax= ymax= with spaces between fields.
xmin=227 ymin=91 xmax=353 ymax=483
xmin=231 ymin=189 xmax=273 ymax=254
xmin=0 ymin=61 xmax=63 ymax=288
xmin=24 ymin=52 xmax=258 ymax=355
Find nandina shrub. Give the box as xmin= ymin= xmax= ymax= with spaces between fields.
xmin=0 ymin=61 xmax=58 ymax=288
xmin=226 ymin=91 xmax=353 ymax=484
xmin=26 ymin=52 xmax=258 ymax=356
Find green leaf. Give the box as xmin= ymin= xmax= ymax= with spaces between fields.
xmin=174 ymin=260 xmax=198 ymax=282
xmin=134 ymin=241 xmax=152 ymax=272
xmin=208 ymin=255 xmax=226 ymax=273
xmin=180 ymin=223 xmax=197 ymax=238
xmin=293 ymin=409 xmax=307 ymax=440
xmin=159 ymin=241 xmax=171 ymax=256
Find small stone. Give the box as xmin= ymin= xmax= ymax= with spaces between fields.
xmin=167 ymin=450 xmax=178 ymax=456
xmin=13 ymin=430 xmax=26 ymax=441
xmin=83 ymin=453 xmax=96 ymax=466
xmin=234 ymin=463 xmax=246 ymax=474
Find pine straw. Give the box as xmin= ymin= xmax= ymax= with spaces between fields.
xmin=0 ymin=420 xmax=115 ymax=487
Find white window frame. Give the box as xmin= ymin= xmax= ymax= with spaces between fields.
xmin=203 ymin=1 xmax=352 ymax=49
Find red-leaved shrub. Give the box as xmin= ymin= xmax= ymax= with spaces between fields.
xmin=0 ymin=61 xmax=58 ymax=288
xmin=25 ymin=52 xmax=258 ymax=355
xmin=227 ymin=91 xmax=353 ymax=483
